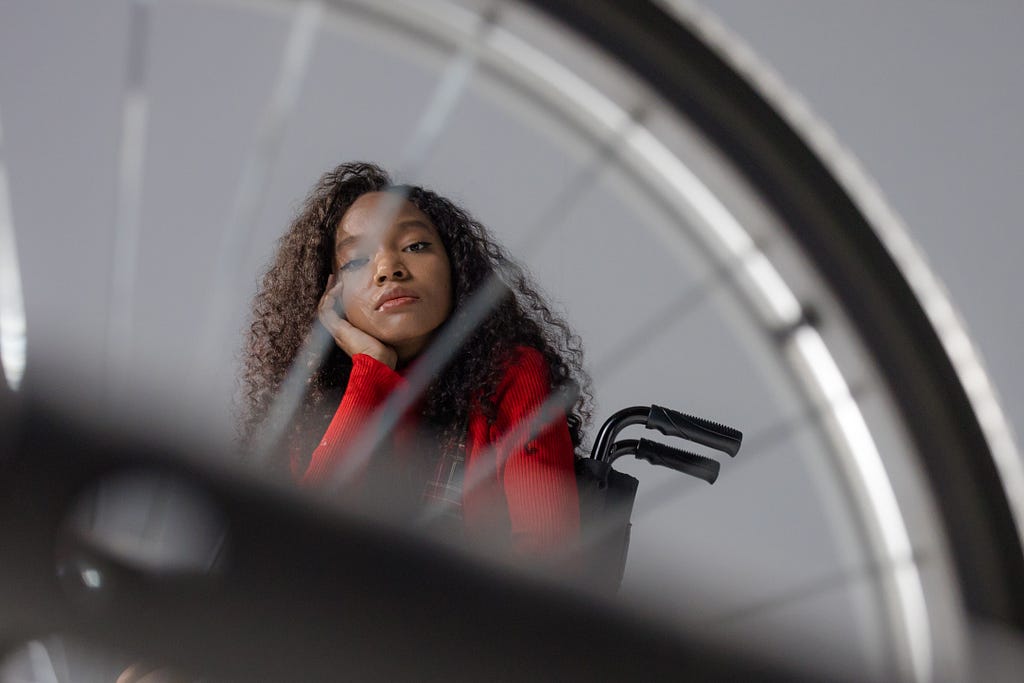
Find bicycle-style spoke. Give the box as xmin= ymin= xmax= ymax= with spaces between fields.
xmin=742 ymin=378 xmax=870 ymax=456
xmin=590 ymin=242 xmax=768 ymax=382
xmin=704 ymin=548 xmax=927 ymax=628
xmin=24 ymin=640 xmax=62 ymax=683
xmin=395 ymin=14 xmax=490 ymax=178
xmin=513 ymin=106 xmax=647 ymax=255
xmin=105 ymin=0 xmax=153 ymax=403
xmin=0 ymin=106 xmax=26 ymax=392
xmin=191 ymin=0 xmax=324 ymax=385
xmin=414 ymin=379 xmax=578 ymax=527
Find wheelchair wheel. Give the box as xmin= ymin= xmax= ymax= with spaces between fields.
xmin=0 ymin=1 xmax=1019 ymax=680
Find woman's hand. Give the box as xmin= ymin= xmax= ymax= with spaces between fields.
xmin=318 ymin=273 xmax=398 ymax=370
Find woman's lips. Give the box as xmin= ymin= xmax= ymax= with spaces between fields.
xmin=377 ymin=296 xmax=419 ymax=311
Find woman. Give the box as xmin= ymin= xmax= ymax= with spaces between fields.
xmin=240 ymin=161 xmax=591 ymax=557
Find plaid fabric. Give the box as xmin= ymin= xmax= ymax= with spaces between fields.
xmin=419 ymin=429 xmax=466 ymax=534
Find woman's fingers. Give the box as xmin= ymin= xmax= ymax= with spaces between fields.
xmin=316 ymin=274 xmax=397 ymax=368
xmin=328 ymin=272 xmax=345 ymax=299
xmin=317 ymin=274 xmax=344 ymax=324
xmin=326 ymin=315 xmax=380 ymax=357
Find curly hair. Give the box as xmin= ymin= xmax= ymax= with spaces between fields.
xmin=239 ymin=161 xmax=592 ymax=469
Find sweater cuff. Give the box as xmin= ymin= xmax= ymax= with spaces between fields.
xmin=347 ymin=353 xmax=405 ymax=407
xmin=299 ymin=354 xmax=405 ymax=487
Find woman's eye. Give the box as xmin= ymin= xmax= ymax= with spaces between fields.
xmin=404 ymin=241 xmax=431 ymax=253
xmin=339 ymin=257 xmax=369 ymax=272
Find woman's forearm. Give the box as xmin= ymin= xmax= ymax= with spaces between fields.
xmin=301 ymin=354 xmax=405 ymax=486
xmin=492 ymin=347 xmax=581 ymax=555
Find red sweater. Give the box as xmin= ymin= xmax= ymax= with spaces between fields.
xmin=301 ymin=346 xmax=581 ymax=555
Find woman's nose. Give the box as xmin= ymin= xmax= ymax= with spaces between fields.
xmin=374 ymin=256 xmax=407 ymax=284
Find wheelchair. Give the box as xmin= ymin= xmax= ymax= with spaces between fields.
xmin=576 ymin=404 xmax=743 ymax=592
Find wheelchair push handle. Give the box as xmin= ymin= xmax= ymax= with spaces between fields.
xmin=634 ymin=438 xmax=720 ymax=484
xmin=592 ymin=405 xmax=743 ymax=464
xmin=606 ymin=439 xmax=720 ymax=484
xmin=646 ymin=405 xmax=742 ymax=457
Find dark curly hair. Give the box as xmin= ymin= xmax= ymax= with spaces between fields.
xmin=239 ymin=161 xmax=592 ymax=469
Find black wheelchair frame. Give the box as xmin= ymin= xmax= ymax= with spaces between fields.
xmin=576 ymin=404 xmax=743 ymax=592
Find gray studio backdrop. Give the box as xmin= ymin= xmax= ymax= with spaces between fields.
xmin=0 ymin=0 xmax=1020 ymax=680
xmin=701 ymin=0 xmax=1023 ymax=437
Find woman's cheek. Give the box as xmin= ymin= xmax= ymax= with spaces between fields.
xmin=341 ymin=292 xmax=372 ymax=329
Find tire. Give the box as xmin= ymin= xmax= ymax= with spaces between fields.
xmin=518 ymin=0 xmax=1024 ymax=626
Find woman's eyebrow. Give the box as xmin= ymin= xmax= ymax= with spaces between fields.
xmin=395 ymin=220 xmax=432 ymax=231
xmin=395 ymin=219 xmax=435 ymax=234
xmin=335 ymin=234 xmax=360 ymax=253
xmin=335 ymin=220 xmax=432 ymax=254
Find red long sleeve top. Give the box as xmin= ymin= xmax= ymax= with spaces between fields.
xmin=300 ymin=346 xmax=581 ymax=556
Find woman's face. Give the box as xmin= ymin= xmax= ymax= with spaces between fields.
xmin=333 ymin=192 xmax=454 ymax=362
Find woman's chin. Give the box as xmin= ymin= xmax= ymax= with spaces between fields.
xmin=387 ymin=333 xmax=437 ymax=362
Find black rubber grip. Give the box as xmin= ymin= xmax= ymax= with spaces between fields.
xmin=646 ymin=405 xmax=742 ymax=457
xmin=634 ymin=438 xmax=719 ymax=484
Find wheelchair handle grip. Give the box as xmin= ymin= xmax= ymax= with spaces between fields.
xmin=635 ymin=438 xmax=720 ymax=484
xmin=647 ymin=405 xmax=742 ymax=457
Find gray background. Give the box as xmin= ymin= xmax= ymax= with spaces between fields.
xmin=701 ymin=0 xmax=1023 ymax=442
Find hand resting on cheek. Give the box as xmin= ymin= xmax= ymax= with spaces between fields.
xmin=317 ymin=273 xmax=398 ymax=370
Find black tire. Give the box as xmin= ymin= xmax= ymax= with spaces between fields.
xmin=522 ymin=0 xmax=1023 ymax=627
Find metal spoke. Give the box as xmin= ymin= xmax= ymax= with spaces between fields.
xmin=25 ymin=640 xmax=61 ymax=683
xmin=396 ymin=37 xmax=479 ymax=178
xmin=0 ymin=106 xmax=26 ymax=391
xmin=590 ymin=244 xmax=758 ymax=382
xmin=704 ymin=549 xmax=927 ymax=628
xmin=318 ymin=270 xmax=508 ymax=482
xmin=513 ymin=106 xmax=647 ymax=255
xmin=105 ymin=0 xmax=153 ymax=403
xmin=414 ymin=379 xmax=578 ymax=527
xmin=191 ymin=0 xmax=323 ymax=385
